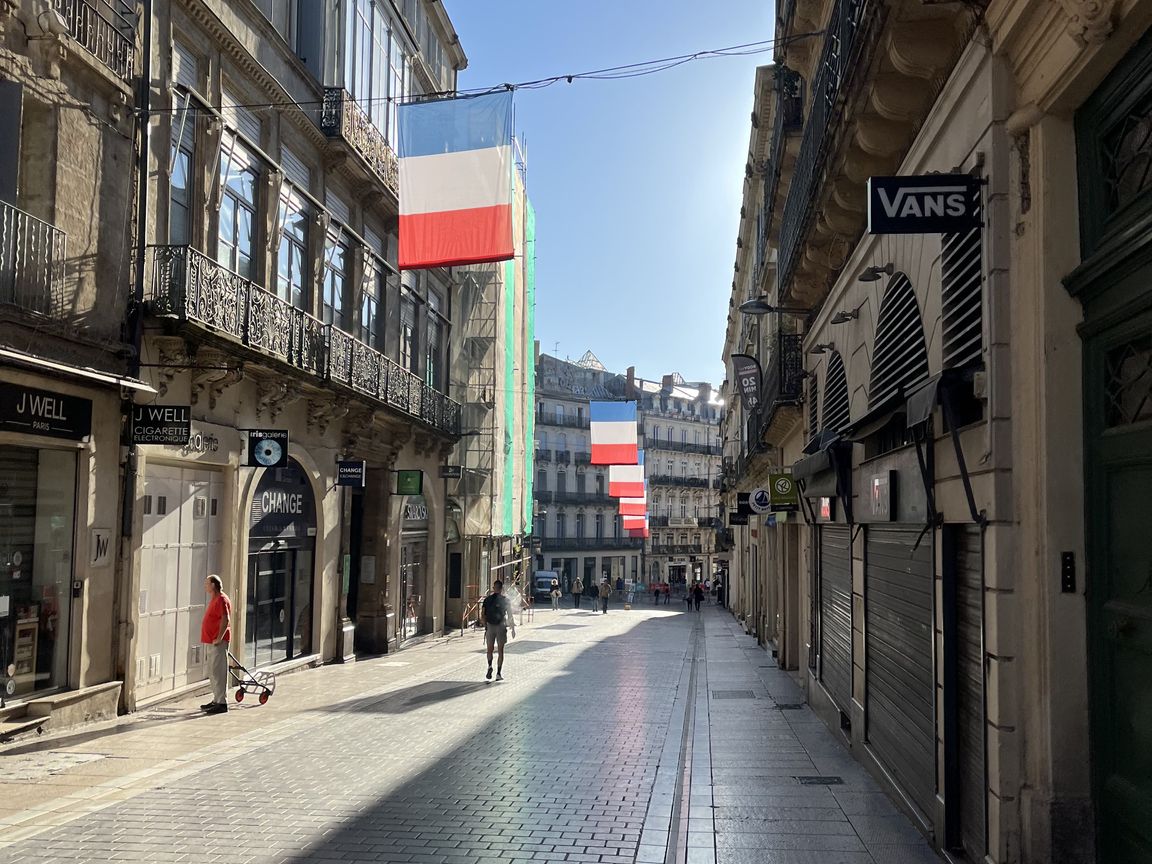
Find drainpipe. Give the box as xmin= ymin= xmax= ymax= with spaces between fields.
xmin=114 ymin=0 xmax=153 ymax=708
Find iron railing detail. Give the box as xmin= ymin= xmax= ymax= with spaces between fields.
xmin=320 ymin=88 xmax=399 ymax=197
xmin=539 ymin=537 xmax=644 ymax=551
xmin=149 ymin=245 xmax=460 ymax=436
xmin=777 ymin=0 xmax=873 ymax=298
xmin=648 ymin=475 xmax=711 ymax=489
xmin=745 ymin=333 xmax=806 ymax=454
xmin=650 ymin=545 xmax=705 ymax=556
xmin=0 ymin=201 xmax=67 ymax=318
xmin=54 ymin=0 xmax=135 ymax=82
xmin=644 ymin=438 xmax=722 ymax=455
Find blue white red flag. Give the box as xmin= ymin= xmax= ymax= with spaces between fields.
xmin=622 ymin=514 xmax=647 ymax=531
xmin=608 ymin=451 xmax=645 ymax=497
xmin=619 ymin=495 xmax=647 ymax=516
xmin=627 ymin=516 xmax=650 ymax=539
xmin=398 ymin=91 xmax=514 ymax=270
xmin=590 ymin=401 xmax=638 ymax=465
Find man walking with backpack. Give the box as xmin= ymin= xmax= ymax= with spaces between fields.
xmin=481 ymin=580 xmax=516 ymax=681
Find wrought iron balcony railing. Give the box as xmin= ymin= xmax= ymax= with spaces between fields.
xmin=777 ymin=0 xmax=873 ymax=298
xmin=320 ymin=89 xmax=399 ymax=198
xmin=54 ymin=0 xmax=135 ymax=82
xmin=553 ymin=449 xmax=571 ymax=465
xmin=746 ymin=333 xmax=805 ymax=454
xmin=535 ymin=448 xmax=552 ymax=463
xmin=573 ymin=451 xmax=592 ymax=465
xmin=0 ymin=201 xmax=67 ymax=319
xmin=644 ymin=438 xmax=722 ymax=456
xmin=648 ymin=475 xmax=711 ymax=489
xmin=650 ymin=545 xmax=705 ymax=556
xmin=539 ymin=536 xmax=644 ymax=551
xmin=535 ymin=413 xmax=590 ymax=429
xmin=539 ymin=489 xmax=613 ymax=506
xmin=149 ymin=245 xmax=460 ymax=436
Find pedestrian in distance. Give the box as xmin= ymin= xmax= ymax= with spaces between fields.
xmin=693 ymin=582 xmax=705 ymax=612
xmin=661 ymin=581 xmax=671 ymax=605
xmin=200 ymin=574 xmax=232 ymax=714
xmin=550 ymin=577 xmax=562 ymax=611
xmin=481 ymin=580 xmax=516 ymax=681
xmin=615 ymin=575 xmax=625 ymax=598
xmin=572 ymin=575 xmax=584 ymax=609
xmin=599 ymin=578 xmax=612 ymax=614
xmin=653 ymin=582 xmax=661 ymax=605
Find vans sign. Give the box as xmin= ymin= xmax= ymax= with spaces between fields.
xmin=867 ymin=174 xmax=981 ymax=234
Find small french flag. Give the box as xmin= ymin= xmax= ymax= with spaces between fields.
xmin=608 ymin=452 xmax=645 ymax=498
xmin=619 ymin=496 xmax=647 ymax=516
xmin=622 ymin=514 xmax=647 ymax=530
xmin=590 ymin=401 xmax=638 ymax=465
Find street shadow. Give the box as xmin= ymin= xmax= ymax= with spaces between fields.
xmin=317 ymin=680 xmax=494 ymax=715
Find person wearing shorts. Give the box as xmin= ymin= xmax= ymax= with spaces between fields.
xmin=481 ymin=580 xmax=516 ymax=680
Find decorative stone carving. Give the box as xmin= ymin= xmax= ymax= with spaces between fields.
xmin=1058 ymin=0 xmax=1116 ymax=44
xmin=190 ymin=349 xmax=243 ymax=410
xmin=854 ymin=115 xmax=911 ymax=159
xmin=870 ymin=74 xmax=936 ymax=124
xmin=307 ymin=397 xmax=350 ymax=435
xmin=886 ymin=20 xmax=962 ymax=80
xmin=255 ymin=378 xmax=301 ymax=421
xmin=152 ymin=337 xmax=189 ymax=397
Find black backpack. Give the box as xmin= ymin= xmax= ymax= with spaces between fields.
xmin=482 ymin=594 xmax=506 ymax=626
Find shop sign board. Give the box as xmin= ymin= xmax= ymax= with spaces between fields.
xmin=867 ymin=470 xmax=896 ymax=521
xmin=246 ymin=429 xmax=289 ymax=468
xmin=768 ymin=472 xmax=799 ymax=512
xmin=867 ymin=174 xmax=982 ymax=234
xmin=395 ymin=469 xmax=423 ymax=495
xmin=337 ymin=460 xmax=367 ymax=487
xmin=748 ymin=488 xmax=772 ymax=515
xmin=0 ymin=382 xmax=92 ymax=441
xmin=249 ymin=463 xmax=315 ymax=539
xmin=728 ymin=511 xmax=749 ymax=526
xmin=735 ymin=493 xmax=755 ymax=516
xmin=129 ymin=404 xmax=190 ymax=445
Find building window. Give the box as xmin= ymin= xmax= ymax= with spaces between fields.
xmin=400 ymin=291 xmax=418 ymax=372
xmin=614 ymin=515 xmax=622 ymax=538
xmin=538 ymin=431 xmax=548 ymax=450
xmin=555 ymin=404 xmax=565 ymax=424
xmin=277 ymin=186 xmax=310 ymax=309
xmin=255 ymin=0 xmax=296 ymax=46
xmin=556 ymin=511 xmax=566 ymax=538
xmin=359 ymin=259 xmax=385 ymax=349
xmin=576 ymin=513 xmax=585 ymax=539
xmin=537 ymin=469 xmax=547 ymax=492
xmin=681 ymin=460 xmax=689 ymax=477
xmin=322 ymin=235 xmax=351 ymax=330
xmin=345 ymin=0 xmax=403 ymax=138
xmin=680 ymin=496 xmax=688 ymax=518
xmin=218 ymin=135 xmax=258 ymax=280
xmin=169 ymin=94 xmax=195 ymax=245
xmin=595 ymin=513 xmax=604 ymax=539
xmin=426 ymin=290 xmax=445 ymax=391
xmin=652 ymin=425 xmax=659 ymax=444
xmin=595 ymin=473 xmax=605 ymax=495
xmin=556 ymin=469 xmax=566 ymax=492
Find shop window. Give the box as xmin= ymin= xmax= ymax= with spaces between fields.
xmin=0 ymin=446 xmax=77 ymax=698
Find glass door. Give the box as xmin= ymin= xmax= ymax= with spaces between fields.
xmin=246 ymin=551 xmax=289 ymax=668
xmin=399 ymin=541 xmax=425 ymax=641
xmin=291 ymin=551 xmax=313 ymax=658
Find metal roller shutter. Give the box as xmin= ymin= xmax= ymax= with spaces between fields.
xmin=955 ymin=524 xmax=986 ymax=860
xmin=820 ymin=525 xmax=852 ymax=712
xmin=866 ymin=525 xmax=935 ymax=823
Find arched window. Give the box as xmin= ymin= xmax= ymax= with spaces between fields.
xmin=821 ymin=351 xmax=850 ymax=433
xmin=870 ymin=272 xmax=929 ymax=404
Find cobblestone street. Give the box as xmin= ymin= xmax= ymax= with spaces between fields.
xmin=0 ymin=606 xmax=939 ymax=864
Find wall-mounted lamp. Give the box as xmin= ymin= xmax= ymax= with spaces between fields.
xmin=738 ymin=296 xmax=810 ymax=316
xmin=808 ymin=342 xmax=835 ymax=356
xmin=830 ymin=300 xmax=866 ymax=325
xmin=858 ymin=263 xmax=894 ymax=282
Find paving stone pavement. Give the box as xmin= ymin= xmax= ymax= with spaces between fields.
xmin=0 ymin=605 xmax=940 ymax=864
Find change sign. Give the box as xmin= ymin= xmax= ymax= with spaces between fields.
xmin=130 ymin=404 xmax=191 ymax=445
xmin=867 ymin=174 xmax=982 ymax=234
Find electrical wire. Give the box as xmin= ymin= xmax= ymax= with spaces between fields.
xmin=143 ymin=29 xmax=822 ymax=116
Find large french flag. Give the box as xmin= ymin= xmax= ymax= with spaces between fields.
xmin=619 ymin=496 xmax=647 ymax=516
xmin=609 ymin=451 xmax=645 ymax=497
xmin=627 ymin=516 xmax=650 ymax=539
xmin=591 ymin=401 xmax=638 ymax=465
xmin=398 ymin=91 xmax=514 ymax=270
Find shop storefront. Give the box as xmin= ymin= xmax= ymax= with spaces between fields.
xmin=0 ymin=444 xmax=78 ymax=700
xmin=399 ymin=494 xmax=427 ymax=642
xmin=246 ymin=460 xmax=316 ymax=666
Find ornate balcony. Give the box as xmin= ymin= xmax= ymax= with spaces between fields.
xmin=539 ymin=537 xmax=644 ymax=551
xmin=573 ymin=451 xmax=592 ymax=465
xmin=320 ymin=89 xmax=399 ymax=199
xmin=644 ymin=438 xmax=722 ymax=456
xmin=650 ymin=545 xmax=705 ymax=556
xmin=747 ymin=333 xmax=805 ymax=452
xmin=648 ymin=475 xmax=711 ymax=489
xmin=149 ymin=245 xmax=460 ymax=436
xmin=535 ymin=448 xmax=553 ymax=463
xmin=0 ymin=200 xmax=67 ymax=321
xmin=54 ymin=0 xmax=135 ymax=82
xmin=536 ymin=413 xmax=590 ymax=429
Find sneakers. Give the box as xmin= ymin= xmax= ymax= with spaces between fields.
xmin=485 ymin=666 xmax=493 ymax=681
xmin=204 ymin=703 xmax=228 ymax=715
xmin=496 ymin=672 xmax=503 ymax=681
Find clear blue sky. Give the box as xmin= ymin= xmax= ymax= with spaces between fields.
xmin=446 ymin=1 xmax=772 ymax=386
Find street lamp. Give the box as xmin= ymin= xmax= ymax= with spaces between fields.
xmin=738 ymin=296 xmax=810 ymax=316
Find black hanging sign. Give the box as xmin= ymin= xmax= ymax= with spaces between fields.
xmin=867 ymin=174 xmax=982 ymax=234
xmin=440 ymin=465 xmax=463 ymax=479
xmin=337 ymin=460 xmax=367 ymax=487
xmin=246 ymin=429 xmax=289 ymax=468
xmin=728 ymin=511 xmax=749 ymax=526
xmin=0 ymin=382 xmax=92 ymax=441
xmin=730 ymin=354 xmax=763 ymax=410
xmin=129 ymin=404 xmax=191 ymax=445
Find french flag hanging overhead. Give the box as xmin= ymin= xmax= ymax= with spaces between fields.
xmin=622 ymin=513 xmax=647 ymax=530
xmin=609 ymin=451 xmax=645 ymax=498
xmin=398 ymin=91 xmax=514 ymax=270
xmin=619 ymin=495 xmax=647 ymax=516
xmin=590 ymin=401 xmax=638 ymax=465
xmin=627 ymin=517 xmax=650 ymax=539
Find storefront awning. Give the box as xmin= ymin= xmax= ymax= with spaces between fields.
xmin=841 ymin=388 xmax=906 ymax=442
xmin=906 ymin=373 xmax=944 ymax=428
xmin=0 ymin=347 xmax=157 ymax=393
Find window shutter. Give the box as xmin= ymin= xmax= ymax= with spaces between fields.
xmin=174 ymin=43 xmax=198 ymax=90
xmin=869 ymin=273 xmax=929 ymax=405
xmin=941 ymin=184 xmax=984 ymax=370
xmin=822 ymin=352 xmax=850 ymax=433
xmin=221 ymin=86 xmax=262 ymax=142
xmin=325 ymin=188 xmax=351 ymax=225
xmin=281 ymin=146 xmax=311 ymax=190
